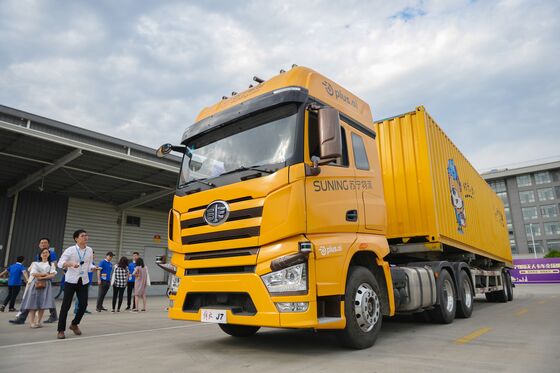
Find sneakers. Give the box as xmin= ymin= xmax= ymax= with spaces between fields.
xmin=8 ymin=308 xmax=16 ymax=312
xmin=9 ymin=318 xmax=25 ymax=325
xmin=125 ymin=306 xmax=130 ymax=310
xmin=101 ymin=307 xmax=108 ymax=311
xmin=96 ymin=309 xmax=102 ymax=312
xmin=57 ymin=331 xmax=66 ymax=339
xmin=0 ymin=305 xmax=5 ymax=312
xmin=84 ymin=310 xmax=91 ymax=314
xmin=69 ymin=324 xmax=82 ymax=335
xmin=43 ymin=317 xmax=57 ymax=324
xmin=111 ymin=309 xmax=115 ymax=313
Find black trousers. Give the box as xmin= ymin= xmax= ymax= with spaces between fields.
xmin=112 ymin=286 xmax=125 ymax=310
xmin=58 ymin=278 xmax=88 ymax=332
xmin=126 ymin=282 xmax=136 ymax=308
xmin=96 ymin=281 xmax=111 ymax=310
xmin=3 ymin=286 xmax=21 ymax=309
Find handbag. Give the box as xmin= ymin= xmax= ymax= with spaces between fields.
xmin=35 ymin=279 xmax=46 ymax=289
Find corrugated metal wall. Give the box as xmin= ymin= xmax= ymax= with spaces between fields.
xmin=121 ymin=206 xmax=168 ymax=257
xmin=63 ymin=198 xmax=120 ymax=261
xmin=63 ymin=197 xmax=168 ymax=264
xmin=7 ymin=191 xmax=68 ymax=265
xmin=0 ymin=195 xmax=14 ymax=266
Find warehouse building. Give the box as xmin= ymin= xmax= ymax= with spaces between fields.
xmin=0 ymin=105 xmax=182 ymax=283
xmin=482 ymin=161 xmax=560 ymax=258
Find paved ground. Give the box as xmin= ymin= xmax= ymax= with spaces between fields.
xmin=0 ymin=284 xmax=559 ymax=373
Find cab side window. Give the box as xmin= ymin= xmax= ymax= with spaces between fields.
xmin=308 ymin=112 xmax=348 ymax=166
xmin=351 ymin=133 xmax=370 ymax=170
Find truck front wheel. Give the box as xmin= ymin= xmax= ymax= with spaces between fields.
xmin=338 ymin=266 xmax=383 ymax=349
xmin=218 ymin=324 xmax=260 ymax=337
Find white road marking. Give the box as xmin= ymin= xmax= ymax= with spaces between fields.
xmin=0 ymin=323 xmax=210 ymax=349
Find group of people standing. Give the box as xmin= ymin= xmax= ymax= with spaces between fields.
xmin=1 ymin=229 xmax=151 ymax=339
xmin=95 ymin=251 xmax=150 ymax=313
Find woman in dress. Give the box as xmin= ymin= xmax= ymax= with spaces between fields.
xmin=21 ymin=247 xmax=57 ymax=328
xmin=132 ymin=258 xmax=149 ymax=312
xmin=110 ymin=256 xmax=129 ymax=312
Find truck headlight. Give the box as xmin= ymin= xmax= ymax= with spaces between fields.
xmin=261 ymin=263 xmax=307 ymax=294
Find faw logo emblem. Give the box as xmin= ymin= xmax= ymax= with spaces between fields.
xmin=203 ymin=200 xmax=230 ymax=226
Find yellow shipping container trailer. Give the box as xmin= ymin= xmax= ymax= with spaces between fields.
xmin=375 ymin=107 xmax=512 ymax=266
xmin=159 ymin=67 xmax=515 ymax=350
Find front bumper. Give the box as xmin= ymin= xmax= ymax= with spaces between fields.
xmin=168 ymin=271 xmax=320 ymax=328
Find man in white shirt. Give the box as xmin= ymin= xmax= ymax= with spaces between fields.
xmin=56 ymin=229 xmax=95 ymax=339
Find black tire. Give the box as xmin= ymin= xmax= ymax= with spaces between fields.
xmin=218 ymin=324 xmax=260 ymax=337
xmin=505 ymin=271 xmax=514 ymax=302
xmin=337 ymin=266 xmax=383 ymax=349
xmin=428 ymin=269 xmax=456 ymax=324
xmin=485 ymin=272 xmax=508 ymax=303
xmin=456 ymin=270 xmax=474 ymax=319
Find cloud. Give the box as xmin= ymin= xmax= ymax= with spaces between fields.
xmin=0 ymin=0 xmax=559 ymax=171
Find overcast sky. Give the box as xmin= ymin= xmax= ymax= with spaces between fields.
xmin=1 ymin=0 xmax=559 ymax=171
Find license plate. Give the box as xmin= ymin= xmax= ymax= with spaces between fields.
xmin=201 ymin=309 xmax=227 ymax=324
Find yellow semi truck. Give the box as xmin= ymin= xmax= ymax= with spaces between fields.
xmin=157 ymin=66 xmax=513 ymax=349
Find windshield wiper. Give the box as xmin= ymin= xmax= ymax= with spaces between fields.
xmin=181 ymin=178 xmax=216 ymax=189
xmin=219 ymin=165 xmax=275 ymax=177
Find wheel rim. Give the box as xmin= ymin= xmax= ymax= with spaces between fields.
xmin=442 ymin=279 xmax=455 ymax=313
xmin=354 ymin=283 xmax=380 ymax=332
xmin=462 ymin=277 xmax=472 ymax=309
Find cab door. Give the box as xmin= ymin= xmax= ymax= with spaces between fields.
xmin=350 ymin=130 xmax=387 ymax=234
xmin=305 ymin=113 xmax=357 ymax=296
xmin=305 ymin=114 xmax=358 ymax=234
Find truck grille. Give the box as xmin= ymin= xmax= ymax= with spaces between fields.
xmin=186 ymin=265 xmax=255 ymax=275
xmin=181 ymin=227 xmax=260 ymax=245
xmin=181 ymin=197 xmax=263 ymax=246
xmin=181 ymin=207 xmax=263 ymax=229
xmin=185 ymin=247 xmax=259 ymax=260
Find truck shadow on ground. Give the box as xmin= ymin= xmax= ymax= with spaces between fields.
xmin=192 ymin=299 xmax=499 ymax=355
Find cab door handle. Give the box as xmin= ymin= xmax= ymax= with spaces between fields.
xmin=346 ymin=210 xmax=358 ymax=222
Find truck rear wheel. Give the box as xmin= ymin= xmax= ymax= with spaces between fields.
xmin=218 ymin=324 xmax=260 ymax=337
xmin=456 ymin=270 xmax=474 ymax=319
xmin=428 ymin=269 xmax=456 ymax=324
xmin=505 ymin=271 xmax=514 ymax=301
xmin=338 ymin=266 xmax=383 ymax=349
xmin=485 ymin=273 xmax=508 ymax=303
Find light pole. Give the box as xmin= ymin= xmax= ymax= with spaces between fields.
xmin=529 ymin=223 xmax=537 ymax=259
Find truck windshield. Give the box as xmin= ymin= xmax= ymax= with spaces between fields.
xmin=178 ymin=104 xmax=299 ymax=188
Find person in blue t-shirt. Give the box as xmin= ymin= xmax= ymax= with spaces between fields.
xmin=0 ymin=256 xmax=29 ymax=312
xmin=96 ymin=252 xmax=114 ymax=312
xmin=8 ymin=239 xmax=59 ymax=324
xmin=126 ymin=252 xmax=139 ymax=310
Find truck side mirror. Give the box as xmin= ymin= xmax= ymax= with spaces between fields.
xmin=318 ymin=107 xmax=342 ymax=161
xmin=156 ymin=143 xmax=186 ymax=158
